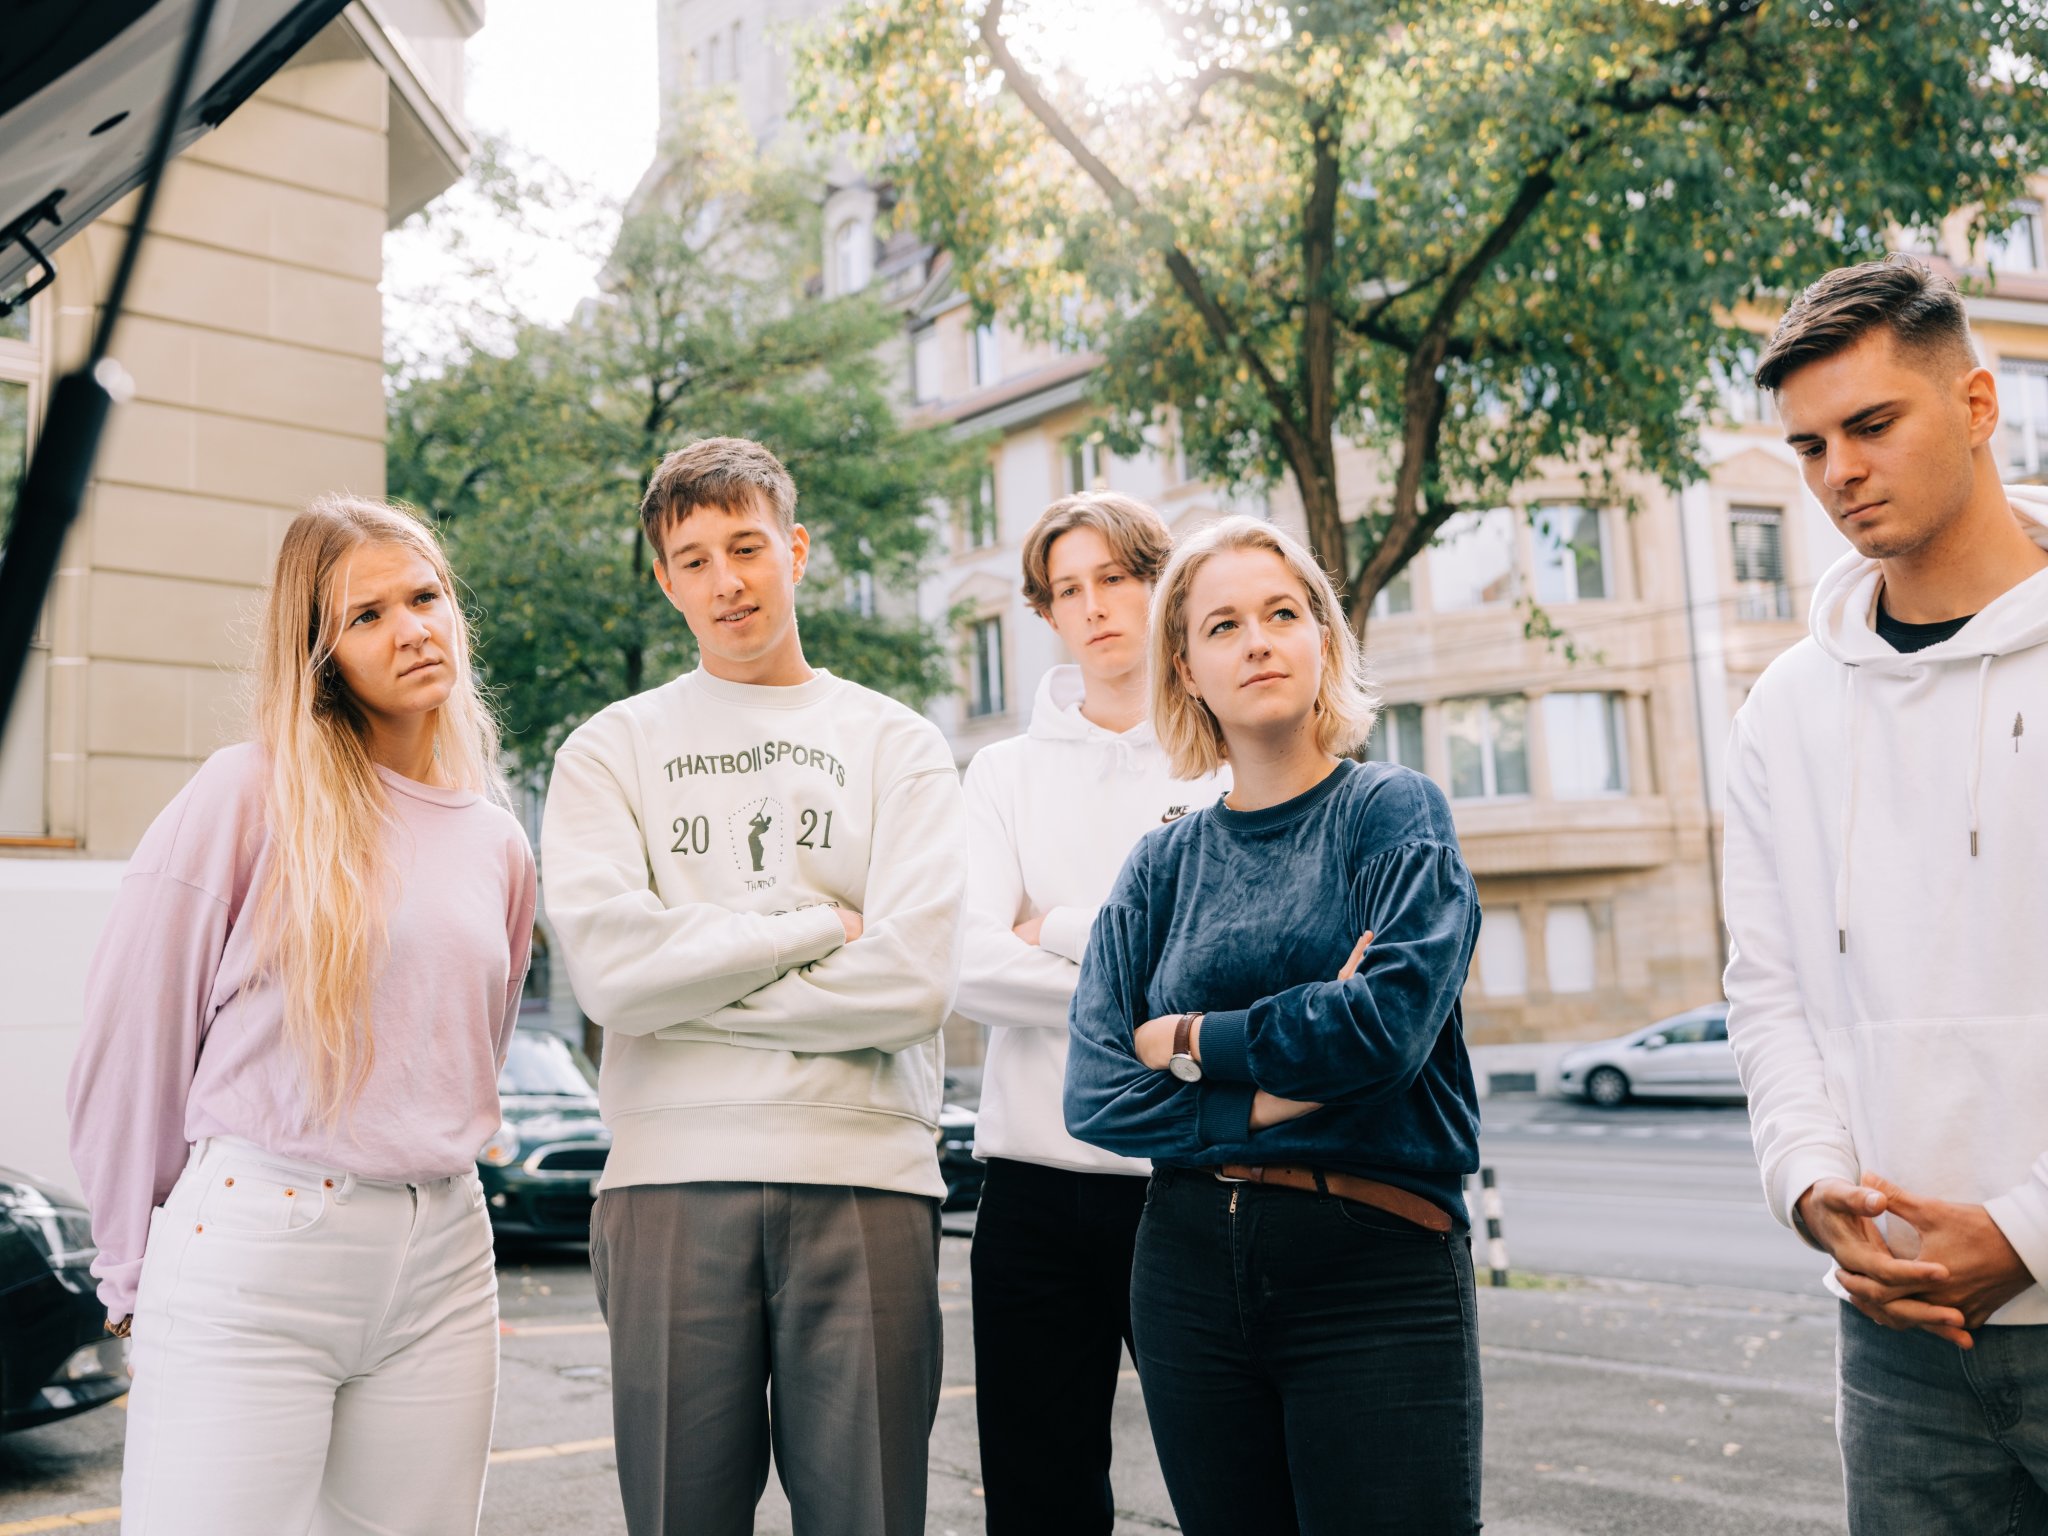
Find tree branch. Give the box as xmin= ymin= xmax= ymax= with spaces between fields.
xmin=1181 ymin=65 xmax=1306 ymax=127
xmin=975 ymin=0 xmax=1326 ymax=496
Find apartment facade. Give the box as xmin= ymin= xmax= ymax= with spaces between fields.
xmin=655 ymin=2 xmax=2048 ymax=1054
xmin=0 ymin=4 xmax=483 ymax=1183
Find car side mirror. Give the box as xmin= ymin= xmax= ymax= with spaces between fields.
xmin=1642 ymin=1034 xmax=1668 ymax=1050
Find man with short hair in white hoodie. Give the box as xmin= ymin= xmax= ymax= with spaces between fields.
xmin=957 ymin=491 xmax=1224 ymax=1535
xmin=1726 ymin=255 xmax=2048 ymax=1534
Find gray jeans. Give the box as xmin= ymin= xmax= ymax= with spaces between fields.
xmin=1840 ymin=1302 xmax=2048 ymax=1534
xmin=592 ymin=1182 xmax=942 ymax=1536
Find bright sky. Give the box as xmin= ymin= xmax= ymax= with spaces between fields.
xmin=383 ymin=0 xmax=659 ymax=363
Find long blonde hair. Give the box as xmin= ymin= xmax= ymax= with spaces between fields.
xmin=1149 ymin=516 xmax=1378 ymax=779
xmin=251 ymin=495 xmax=506 ymax=1122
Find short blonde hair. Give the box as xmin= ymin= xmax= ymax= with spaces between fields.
xmin=1020 ymin=491 xmax=1174 ymax=614
xmin=1149 ymin=516 xmax=1377 ymax=779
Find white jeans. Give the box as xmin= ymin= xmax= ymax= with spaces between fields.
xmin=121 ymin=1137 xmax=500 ymax=1536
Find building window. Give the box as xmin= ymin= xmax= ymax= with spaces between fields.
xmin=1545 ymin=904 xmax=1597 ymax=994
xmin=730 ymin=21 xmax=743 ymax=81
xmin=1532 ymin=505 xmax=1608 ymax=603
xmin=1443 ymin=695 xmax=1530 ymax=800
xmin=1729 ymin=504 xmax=1792 ymax=620
xmin=1544 ymin=692 xmax=1629 ymax=798
xmin=966 ymin=616 xmax=1006 ymax=718
xmin=1345 ymin=521 xmax=1415 ymax=617
xmin=1476 ymin=908 xmax=1527 ymax=997
xmin=522 ymin=929 xmax=552 ymax=1005
xmin=843 ymin=570 xmax=876 ymax=618
xmin=1986 ymin=200 xmax=2045 ymax=274
xmin=1430 ymin=507 xmax=1519 ymax=611
xmin=833 ymin=219 xmax=870 ymax=295
xmin=959 ymin=469 xmax=998 ymax=551
xmin=1063 ymin=434 xmax=1104 ymax=495
xmin=971 ymin=323 xmax=1000 ymax=388
xmin=1365 ymin=702 xmax=1424 ymax=771
xmin=912 ymin=327 xmax=940 ymax=404
xmin=1715 ymin=345 xmax=1774 ymax=427
xmin=704 ymin=34 xmax=721 ymax=83
xmin=2002 ymin=359 xmax=2048 ymax=479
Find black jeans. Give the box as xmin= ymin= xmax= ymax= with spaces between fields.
xmin=1130 ymin=1166 xmax=1483 ymax=1536
xmin=970 ymin=1157 xmax=1149 ymax=1536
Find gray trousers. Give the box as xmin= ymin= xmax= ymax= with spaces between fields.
xmin=1840 ymin=1302 xmax=2048 ymax=1534
xmin=591 ymin=1182 xmax=942 ymax=1536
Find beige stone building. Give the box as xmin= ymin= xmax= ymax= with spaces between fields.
xmin=656 ymin=0 xmax=2048 ymax=1059
xmin=0 ymin=5 xmax=482 ymax=1182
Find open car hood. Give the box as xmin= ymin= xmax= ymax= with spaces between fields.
xmin=0 ymin=0 xmax=351 ymax=299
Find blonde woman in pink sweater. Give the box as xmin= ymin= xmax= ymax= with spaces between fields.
xmin=67 ymin=496 xmax=536 ymax=1536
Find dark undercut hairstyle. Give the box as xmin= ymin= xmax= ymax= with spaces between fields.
xmin=639 ymin=436 xmax=797 ymax=557
xmin=1755 ymin=255 xmax=1978 ymax=393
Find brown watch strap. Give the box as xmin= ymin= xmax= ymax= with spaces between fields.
xmin=1173 ymin=1012 xmax=1196 ymax=1059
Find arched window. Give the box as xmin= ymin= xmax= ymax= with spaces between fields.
xmin=833 ymin=219 xmax=870 ymax=294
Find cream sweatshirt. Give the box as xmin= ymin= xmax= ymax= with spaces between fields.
xmin=1725 ymin=485 xmax=2048 ymax=1322
xmin=540 ymin=667 xmax=965 ymax=1200
xmin=958 ymin=665 xmax=1226 ymax=1175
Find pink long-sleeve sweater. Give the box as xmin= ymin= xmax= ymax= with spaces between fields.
xmin=67 ymin=741 xmax=537 ymax=1317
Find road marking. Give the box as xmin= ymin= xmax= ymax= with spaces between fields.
xmin=0 ymin=1434 xmax=634 ymax=1529
xmin=489 ymin=1435 xmax=615 ymax=1464
xmin=0 ymin=1511 xmax=123 ymax=1533
xmin=1480 ymin=1342 xmax=1832 ymax=1400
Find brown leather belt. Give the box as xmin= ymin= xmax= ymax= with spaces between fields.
xmin=1217 ymin=1163 xmax=1453 ymax=1233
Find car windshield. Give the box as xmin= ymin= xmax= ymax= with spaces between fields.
xmin=497 ymin=1032 xmax=598 ymax=1097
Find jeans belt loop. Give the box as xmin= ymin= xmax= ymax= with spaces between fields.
xmin=1311 ymin=1168 xmax=1330 ymax=1196
xmin=333 ymin=1171 xmax=358 ymax=1206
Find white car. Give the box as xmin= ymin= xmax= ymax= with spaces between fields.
xmin=1555 ymin=1005 xmax=1743 ymax=1108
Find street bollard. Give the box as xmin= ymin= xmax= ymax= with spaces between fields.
xmin=1475 ymin=1166 xmax=1509 ymax=1287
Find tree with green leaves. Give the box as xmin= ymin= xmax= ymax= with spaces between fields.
xmin=801 ymin=0 xmax=2048 ymax=634
xmin=388 ymin=104 xmax=981 ymax=773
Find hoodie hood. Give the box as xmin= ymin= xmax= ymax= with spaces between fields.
xmin=1026 ymin=664 xmax=1158 ymax=777
xmin=1809 ymin=485 xmax=2048 ymax=666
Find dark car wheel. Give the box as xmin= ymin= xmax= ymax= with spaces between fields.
xmin=1586 ymin=1067 xmax=1630 ymax=1108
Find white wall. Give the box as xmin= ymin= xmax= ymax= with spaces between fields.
xmin=0 ymin=859 xmax=125 ymax=1193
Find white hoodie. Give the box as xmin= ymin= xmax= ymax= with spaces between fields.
xmin=1725 ymin=485 xmax=2048 ymax=1322
xmin=959 ymin=666 xmax=1227 ymax=1175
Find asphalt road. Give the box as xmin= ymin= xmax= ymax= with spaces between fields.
xmin=1477 ymin=1095 xmax=1829 ymax=1295
xmin=1 ymin=1098 xmax=1854 ymax=1535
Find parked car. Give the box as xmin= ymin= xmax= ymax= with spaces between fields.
xmin=937 ymin=1102 xmax=983 ymax=1211
xmin=478 ymin=1029 xmax=610 ymax=1241
xmin=0 ymin=1166 xmax=127 ymax=1432
xmin=937 ymin=1069 xmax=983 ymax=1212
xmin=1556 ymin=1004 xmax=1743 ymax=1108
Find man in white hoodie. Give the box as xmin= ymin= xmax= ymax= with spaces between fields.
xmin=957 ymin=492 xmax=1224 ymax=1534
xmin=1726 ymin=256 xmax=2048 ymax=1533
xmin=541 ymin=438 xmax=966 ymax=1536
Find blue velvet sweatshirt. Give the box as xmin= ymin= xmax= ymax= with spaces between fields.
xmin=1063 ymin=757 xmax=1482 ymax=1224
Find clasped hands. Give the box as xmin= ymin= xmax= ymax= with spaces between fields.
xmin=1799 ymin=1175 xmax=2036 ymax=1348
xmin=1127 ymin=931 xmax=1373 ymax=1132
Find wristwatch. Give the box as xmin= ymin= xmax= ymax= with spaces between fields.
xmin=1168 ymin=1013 xmax=1204 ymax=1082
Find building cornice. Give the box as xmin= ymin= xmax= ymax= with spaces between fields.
xmin=342 ymin=0 xmax=477 ymax=223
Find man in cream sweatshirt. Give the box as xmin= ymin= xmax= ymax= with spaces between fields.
xmin=1725 ymin=257 xmax=2048 ymax=1533
xmin=541 ymin=438 xmax=966 ymax=1536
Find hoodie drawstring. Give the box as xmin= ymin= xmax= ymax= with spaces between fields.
xmin=1836 ymin=667 xmax=1860 ymax=953
xmin=1969 ymin=653 xmax=1994 ymax=858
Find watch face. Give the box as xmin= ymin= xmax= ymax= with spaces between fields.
xmin=1168 ymin=1054 xmax=1203 ymax=1083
